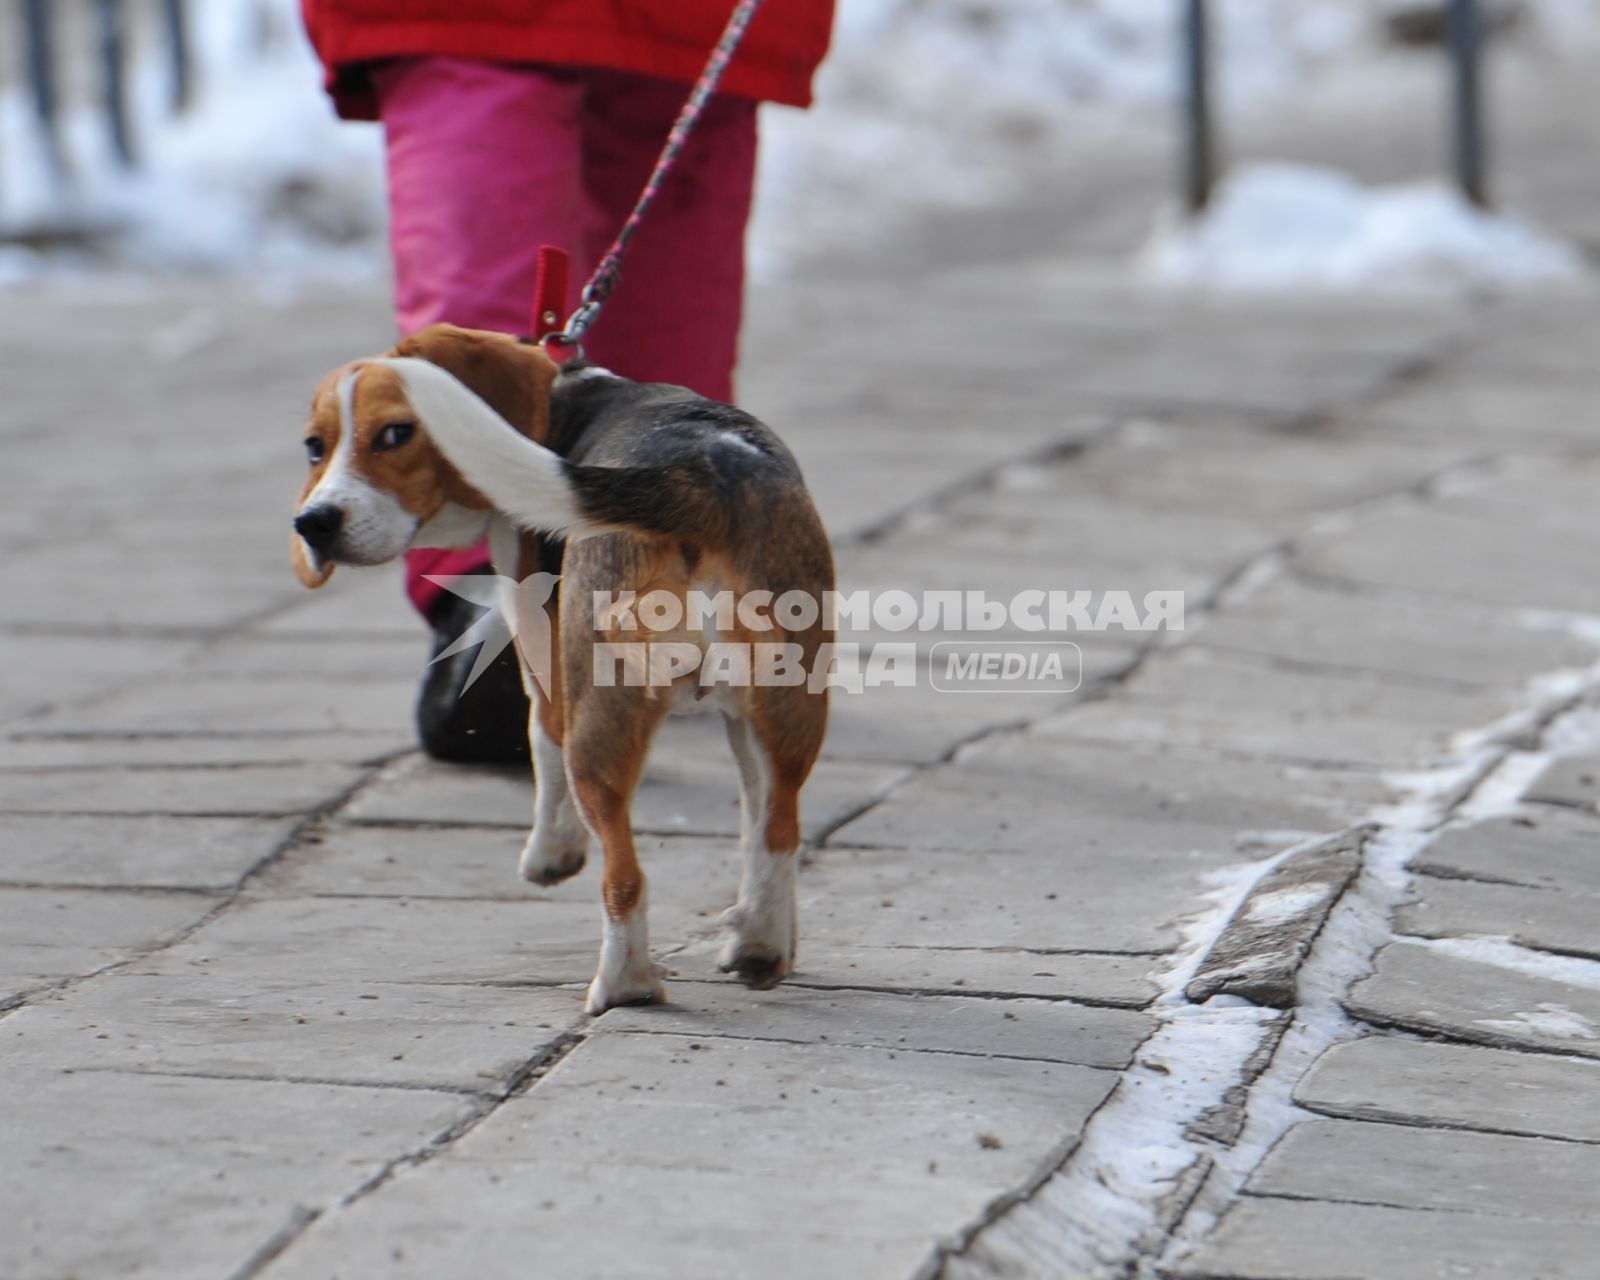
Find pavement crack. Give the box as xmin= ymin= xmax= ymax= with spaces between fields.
xmin=847 ymin=426 xmax=1117 ymax=548
xmin=13 ymin=754 xmax=411 ymax=1011
xmin=225 ymin=1206 xmax=322 ymax=1280
xmin=601 ymin=1023 xmax=1128 ymax=1069
xmin=1292 ymin=1099 xmax=1600 ymax=1146
xmin=1408 ymin=864 xmax=1545 ymax=889
xmin=337 ymin=1029 xmax=585 ymax=1203
xmin=780 ymin=977 xmax=1152 ymax=1009
xmin=230 ymin=1027 xmax=588 ymax=1278
xmin=62 ymin=1064 xmax=491 ymax=1097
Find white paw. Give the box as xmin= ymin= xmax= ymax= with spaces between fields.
xmin=718 ymin=901 xmax=796 ymax=991
xmin=518 ymin=823 xmax=589 ymax=885
xmin=585 ymin=962 xmax=667 ymax=1015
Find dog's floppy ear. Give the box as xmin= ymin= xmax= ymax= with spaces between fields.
xmin=290 ymin=471 xmax=334 ymax=589
xmin=292 ymin=532 xmax=334 ymax=589
xmin=390 ymin=323 xmax=559 ymax=444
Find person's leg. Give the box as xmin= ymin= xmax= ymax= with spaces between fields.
xmin=576 ymin=71 xmax=759 ymax=402
xmin=374 ymin=58 xmax=583 ymax=760
xmin=374 ymin=56 xmax=584 ymax=619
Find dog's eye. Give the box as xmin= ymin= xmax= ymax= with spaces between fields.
xmin=374 ymin=422 xmax=416 ymax=452
xmin=304 ymin=436 xmax=326 ymax=465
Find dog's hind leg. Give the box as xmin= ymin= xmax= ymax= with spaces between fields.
xmin=565 ymin=691 xmax=670 ymax=1015
xmin=718 ymin=690 xmax=825 ymax=990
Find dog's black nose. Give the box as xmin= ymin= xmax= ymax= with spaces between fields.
xmin=294 ymin=505 xmax=344 ymax=555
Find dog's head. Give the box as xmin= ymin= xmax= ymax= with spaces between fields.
xmin=290 ymin=324 xmax=558 ymax=588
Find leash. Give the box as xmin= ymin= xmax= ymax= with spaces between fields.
xmin=532 ymin=0 xmax=768 ymax=357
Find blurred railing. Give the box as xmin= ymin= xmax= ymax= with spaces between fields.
xmin=13 ymin=0 xmax=191 ymax=176
xmin=1181 ymin=0 xmax=1491 ymax=213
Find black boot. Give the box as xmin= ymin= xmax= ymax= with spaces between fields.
xmin=415 ymin=577 xmax=532 ymax=765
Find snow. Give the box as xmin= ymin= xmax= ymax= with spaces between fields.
xmin=1477 ymin=1002 xmax=1599 ymax=1039
xmin=5 ymin=0 xmax=1595 ymax=292
xmin=751 ymin=0 xmax=1377 ymax=277
xmin=1142 ymin=162 xmax=1590 ymax=296
xmin=0 ymin=0 xmax=382 ymax=282
xmin=1426 ymin=935 xmax=1600 ymax=990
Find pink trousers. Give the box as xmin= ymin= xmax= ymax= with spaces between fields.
xmin=373 ymin=57 xmax=758 ymax=618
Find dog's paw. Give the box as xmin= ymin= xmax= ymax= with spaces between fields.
xmin=720 ymin=928 xmax=793 ymax=992
xmin=718 ymin=941 xmax=791 ymax=990
xmin=717 ymin=896 xmax=796 ymax=990
xmin=519 ymin=826 xmax=589 ymax=886
xmin=585 ymin=962 xmax=668 ymax=1015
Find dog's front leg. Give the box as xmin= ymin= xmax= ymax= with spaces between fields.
xmin=519 ymin=686 xmax=590 ymax=885
xmin=500 ymin=532 xmax=589 ymax=885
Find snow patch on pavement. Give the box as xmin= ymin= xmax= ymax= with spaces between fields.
xmin=1141 ymin=163 xmax=1590 ymax=297
xmin=1424 ymin=935 xmax=1600 ymax=991
xmin=1477 ymin=1002 xmax=1599 ymax=1039
xmin=1159 ymin=665 xmax=1600 ymax=1271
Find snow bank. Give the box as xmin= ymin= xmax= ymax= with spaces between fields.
xmin=1141 ymin=162 xmax=1588 ymax=296
xmin=750 ymin=0 xmax=1373 ymax=276
xmin=0 ymin=0 xmax=382 ymax=281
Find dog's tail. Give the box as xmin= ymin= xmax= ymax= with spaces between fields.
xmin=379 ymin=356 xmax=740 ymax=542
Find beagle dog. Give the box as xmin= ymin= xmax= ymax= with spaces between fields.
xmin=291 ymin=324 xmax=834 ymax=1014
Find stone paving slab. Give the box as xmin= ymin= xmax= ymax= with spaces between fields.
xmin=4 ymin=973 xmax=582 ymax=1094
xmin=1197 ymin=573 xmax=1597 ymax=689
xmin=1044 ymin=647 xmax=1514 ymax=768
xmin=1004 ymin=424 xmax=1456 ymax=520
xmin=0 ymin=730 xmax=413 ymax=768
xmin=1295 ymin=1035 xmax=1600 ymax=1141
xmin=923 ymin=487 xmax=1284 ymax=572
xmin=1360 ymin=372 xmax=1600 ymax=450
xmin=2 ymin=1067 xmax=468 ymax=1280
xmin=818 ymin=681 xmax=1090 ymax=767
xmin=0 ymin=762 xmax=367 ymax=816
xmin=126 ymin=889 xmax=720 ymax=995
xmin=0 ymin=634 xmax=191 ymax=725
xmin=0 ymin=813 xmax=294 ymax=889
xmin=264 ymin=1031 xmax=1117 ymax=1280
xmin=836 ymin=543 xmax=1215 ymax=644
xmin=1175 ymin=1196 xmax=1600 ymax=1280
xmin=250 ymin=566 xmax=420 ymax=638
xmin=1246 ymin=1117 xmax=1600 ymax=1219
xmin=0 ymin=886 xmax=216 ymax=1002
xmin=1413 ymin=811 xmax=1600 ymax=893
xmin=5 ymin=553 xmax=300 ymax=632
xmin=130 ymin=893 xmax=606 ymax=989
xmin=23 ymin=674 xmax=418 ymax=736
xmin=754 ymin=940 xmax=1161 ymax=1007
xmin=1298 ymin=504 xmax=1600 ymax=614
xmin=1346 ymin=940 xmax=1600 ymax=1057
xmin=265 ymin=822 xmax=583 ymax=899
xmin=186 ymin=634 xmax=427 ymax=679
xmin=286 ymin=1161 xmax=982 ymax=1280
xmin=1435 ymin=456 xmax=1600 ymax=539
xmin=595 ymin=982 xmax=1151 ymax=1069
xmin=834 ymin=734 xmax=1381 ymax=853
xmin=1524 ymin=753 xmax=1600 ymax=812
xmin=1186 ymin=826 xmax=1367 ymax=1007
xmin=343 ymin=749 xmax=907 ymax=841
xmin=1399 ymin=874 xmax=1600 ymax=960
xmin=797 ymin=842 xmax=1188 ymax=958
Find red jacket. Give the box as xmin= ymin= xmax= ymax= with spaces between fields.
xmin=301 ymin=0 xmax=834 ymax=119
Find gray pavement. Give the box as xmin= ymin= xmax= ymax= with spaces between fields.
xmin=7 ymin=90 xmax=1600 ymax=1280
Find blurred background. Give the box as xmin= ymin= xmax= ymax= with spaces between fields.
xmin=1 ymin=0 xmax=1596 ymax=298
